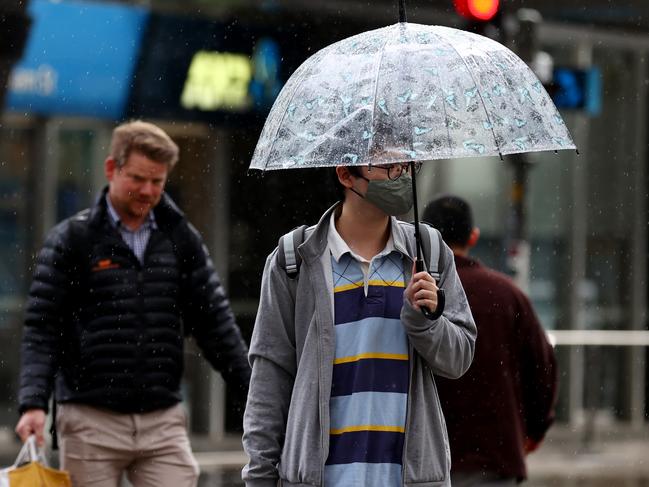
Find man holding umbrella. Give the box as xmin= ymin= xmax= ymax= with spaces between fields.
xmin=242 ymin=162 xmax=477 ymax=487
xmin=243 ymin=4 xmax=574 ymax=484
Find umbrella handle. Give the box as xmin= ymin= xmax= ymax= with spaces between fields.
xmin=422 ymin=289 xmax=445 ymax=321
xmin=415 ymin=259 xmax=445 ymax=320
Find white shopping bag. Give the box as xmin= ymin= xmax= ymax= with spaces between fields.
xmin=0 ymin=465 xmax=10 ymax=487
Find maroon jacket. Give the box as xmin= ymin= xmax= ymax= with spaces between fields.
xmin=436 ymin=255 xmax=557 ymax=481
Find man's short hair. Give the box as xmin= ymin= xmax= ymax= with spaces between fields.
xmin=110 ymin=120 xmax=179 ymax=169
xmin=423 ymin=195 xmax=473 ymax=247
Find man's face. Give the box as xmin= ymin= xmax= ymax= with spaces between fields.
xmin=105 ymin=151 xmax=168 ymax=222
xmin=353 ymin=163 xmax=410 ymax=189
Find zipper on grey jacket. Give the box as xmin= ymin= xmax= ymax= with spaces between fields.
xmin=429 ymin=366 xmax=451 ymax=476
xmin=402 ymin=256 xmax=414 ymax=487
xmin=318 ymin=311 xmax=327 ymax=486
xmin=402 ymin=342 xmax=413 ymax=486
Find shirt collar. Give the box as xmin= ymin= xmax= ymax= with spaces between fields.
xmin=327 ymin=209 xmax=397 ymax=263
xmin=105 ymin=194 xmax=157 ymax=231
xmin=391 ymin=217 xmax=410 ymax=257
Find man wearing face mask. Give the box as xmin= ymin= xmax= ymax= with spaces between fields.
xmin=242 ymin=163 xmax=477 ymax=487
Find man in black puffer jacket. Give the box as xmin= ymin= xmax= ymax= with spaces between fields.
xmin=15 ymin=120 xmax=251 ymax=487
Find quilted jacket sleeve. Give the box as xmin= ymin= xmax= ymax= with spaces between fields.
xmin=19 ymin=221 xmax=76 ymax=413
xmin=181 ymin=223 xmax=251 ymax=397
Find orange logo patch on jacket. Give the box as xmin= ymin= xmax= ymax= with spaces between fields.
xmin=92 ymin=259 xmax=120 ymax=271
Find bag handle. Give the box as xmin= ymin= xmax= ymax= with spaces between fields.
xmin=14 ymin=435 xmax=47 ymax=467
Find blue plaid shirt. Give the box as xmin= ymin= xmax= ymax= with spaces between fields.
xmin=106 ymin=195 xmax=157 ymax=264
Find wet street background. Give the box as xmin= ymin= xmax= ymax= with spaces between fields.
xmin=198 ymin=469 xmax=242 ymax=487
xmin=1 ymin=425 xmax=648 ymax=486
xmin=191 ymin=425 xmax=649 ymax=486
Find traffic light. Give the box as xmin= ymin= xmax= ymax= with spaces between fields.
xmin=453 ymin=0 xmax=502 ymax=41
xmin=453 ymin=0 xmax=500 ymax=22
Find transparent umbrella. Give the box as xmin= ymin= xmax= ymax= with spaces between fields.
xmin=249 ymin=2 xmax=575 ymax=317
xmin=249 ymin=27 xmax=575 ymax=171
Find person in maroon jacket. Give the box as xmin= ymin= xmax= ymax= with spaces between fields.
xmin=423 ymin=195 xmax=558 ymax=486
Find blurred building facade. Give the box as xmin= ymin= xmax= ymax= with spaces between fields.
xmin=0 ymin=0 xmax=648 ymax=446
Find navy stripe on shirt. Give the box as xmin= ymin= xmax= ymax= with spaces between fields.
xmin=326 ymin=430 xmax=405 ymax=465
xmin=331 ymin=358 xmax=409 ymax=397
xmin=334 ymin=286 xmax=405 ymax=325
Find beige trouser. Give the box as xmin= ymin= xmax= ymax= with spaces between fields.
xmin=56 ymin=403 xmax=199 ymax=487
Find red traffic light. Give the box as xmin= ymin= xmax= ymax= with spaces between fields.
xmin=453 ymin=0 xmax=500 ymax=22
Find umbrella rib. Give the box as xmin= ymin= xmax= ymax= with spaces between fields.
xmin=367 ymin=25 xmax=398 ymax=160
xmin=298 ymin=106 xmax=375 ymax=160
xmin=430 ymin=60 xmax=454 ymax=157
xmin=433 ymin=30 xmax=502 ymax=156
xmin=262 ymin=50 xmax=329 ymax=169
xmin=481 ymin=48 xmax=523 ymax=156
xmin=482 ymin=48 xmax=572 ymax=155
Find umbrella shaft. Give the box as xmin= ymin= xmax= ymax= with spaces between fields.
xmin=399 ymin=0 xmax=407 ymax=22
xmin=410 ymin=161 xmax=423 ymax=264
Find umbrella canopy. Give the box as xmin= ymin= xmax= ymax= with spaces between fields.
xmin=250 ymin=22 xmax=575 ymax=172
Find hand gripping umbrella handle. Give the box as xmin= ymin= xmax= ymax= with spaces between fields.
xmin=415 ymin=259 xmax=445 ymax=321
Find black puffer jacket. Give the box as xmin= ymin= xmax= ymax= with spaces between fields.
xmin=19 ymin=190 xmax=250 ymax=414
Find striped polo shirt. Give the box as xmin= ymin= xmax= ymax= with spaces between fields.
xmin=325 ymin=213 xmax=409 ymax=487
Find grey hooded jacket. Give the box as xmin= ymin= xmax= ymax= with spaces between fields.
xmin=243 ymin=204 xmax=477 ymax=487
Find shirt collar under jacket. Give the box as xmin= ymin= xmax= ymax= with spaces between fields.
xmin=327 ymin=207 xmax=410 ymax=263
xmin=106 ymin=194 xmax=157 ymax=231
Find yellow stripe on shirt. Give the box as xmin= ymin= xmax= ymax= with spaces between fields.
xmin=333 ymin=281 xmax=364 ymax=293
xmin=333 ymin=353 xmax=409 ymax=365
xmin=368 ymin=279 xmax=405 ymax=288
xmin=334 ymin=280 xmax=406 ymax=293
xmin=330 ymin=424 xmax=406 ymax=435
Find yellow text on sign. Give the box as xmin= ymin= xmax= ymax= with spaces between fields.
xmin=181 ymin=51 xmax=253 ymax=111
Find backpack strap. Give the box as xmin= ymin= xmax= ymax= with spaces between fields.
xmin=277 ymin=225 xmax=308 ymax=279
xmin=412 ymin=221 xmax=445 ymax=320
xmin=417 ymin=222 xmax=442 ymax=281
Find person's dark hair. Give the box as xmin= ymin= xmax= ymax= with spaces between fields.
xmin=332 ymin=166 xmax=363 ymax=201
xmin=422 ymin=194 xmax=473 ymax=247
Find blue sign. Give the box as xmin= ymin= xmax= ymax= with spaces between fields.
xmin=552 ymin=67 xmax=602 ymax=116
xmin=6 ymin=0 xmax=149 ymax=120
